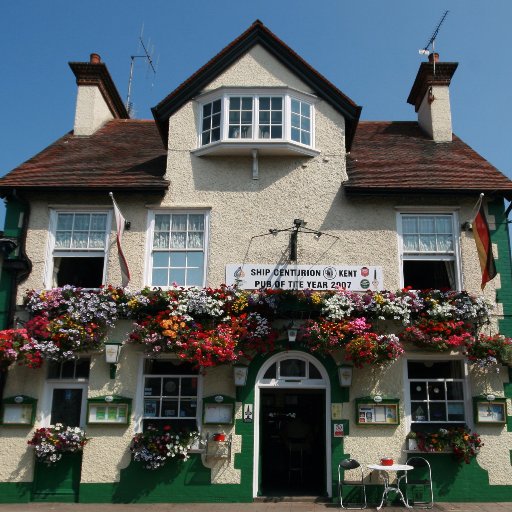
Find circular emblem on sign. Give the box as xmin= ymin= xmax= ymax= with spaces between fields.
xmin=323 ymin=267 xmax=337 ymax=280
xmin=214 ymin=395 xmax=224 ymax=403
xmin=360 ymin=266 xmax=369 ymax=277
xmin=234 ymin=266 xmax=245 ymax=279
xmin=360 ymin=279 xmax=370 ymax=289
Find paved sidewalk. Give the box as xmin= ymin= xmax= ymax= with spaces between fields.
xmin=0 ymin=503 xmax=510 ymax=512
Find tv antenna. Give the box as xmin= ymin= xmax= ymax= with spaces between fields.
xmin=126 ymin=27 xmax=158 ymax=117
xmin=418 ymin=10 xmax=449 ymax=72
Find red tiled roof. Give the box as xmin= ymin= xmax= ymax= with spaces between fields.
xmin=2 ymin=120 xmax=510 ymax=200
xmin=0 ymin=120 xmax=168 ymax=193
xmin=345 ymin=122 xmax=512 ymax=199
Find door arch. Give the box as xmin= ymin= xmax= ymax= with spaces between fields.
xmin=253 ymin=350 xmax=332 ymax=497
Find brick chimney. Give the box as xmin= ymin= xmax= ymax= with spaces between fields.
xmin=407 ymin=54 xmax=458 ymax=142
xmin=69 ymin=53 xmax=129 ymax=136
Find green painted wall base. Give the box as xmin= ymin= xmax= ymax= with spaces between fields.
xmin=337 ymin=455 xmax=512 ymax=505
xmin=0 ymin=482 xmax=32 ymax=503
xmin=79 ymin=454 xmax=252 ymax=503
xmin=32 ymin=453 xmax=81 ymax=503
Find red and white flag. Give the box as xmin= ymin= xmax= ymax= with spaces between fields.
xmin=109 ymin=192 xmax=131 ymax=288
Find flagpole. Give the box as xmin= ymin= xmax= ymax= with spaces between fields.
xmin=471 ymin=192 xmax=485 ymax=221
xmin=109 ymin=192 xmax=131 ymax=288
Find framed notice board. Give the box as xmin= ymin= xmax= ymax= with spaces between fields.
xmin=355 ymin=397 xmax=399 ymax=426
xmin=202 ymin=395 xmax=235 ymax=425
xmin=87 ymin=395 xmax=131 ymax=425
xmin=1 ymin=396 xmax=37 ymax=426
xmin=473 ymin=396 xmax=507 ymax=425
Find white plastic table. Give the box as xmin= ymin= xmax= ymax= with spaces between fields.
xmin=367 ymin=463 xmax=414 ymax=510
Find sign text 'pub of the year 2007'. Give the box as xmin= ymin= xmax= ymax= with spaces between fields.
xmin=225 ymin=264 xmax=383 ymax=291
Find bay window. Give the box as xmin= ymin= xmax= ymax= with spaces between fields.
xmin=194 ymin=88 xmax=317 ymax=157
xmin=148 ymin=211 xmax=208 ymax=288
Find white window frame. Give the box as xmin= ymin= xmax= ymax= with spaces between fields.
xmin=133 ymin=355 xmax=204 ymax=434
xmin=396 ymin=208 xmax=462 ymax=290
xmin=226 ymin=94 xmax=285 ymax=141
xmin=200 ymin=98 xmax=222 ymax=145
xmin=193 ymin=87 xmax=317 ymax=154
xmin=145 ymin=209 xmax=210 ymax=289
xmin=44 ymin=208 xmax=112 ymax=289
xmin=40 ymin=361 xmax=89 ymax=428
xmin=403 ymin=355 xmax=473 ymax=432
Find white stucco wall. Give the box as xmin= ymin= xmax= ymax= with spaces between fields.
xmin=73 ymin=86 xmax=114 ymax=136
xmin=418 ymin=85 xmax=453 ymax=142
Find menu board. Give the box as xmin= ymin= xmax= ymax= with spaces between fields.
xmin=356 ymin=401 xmax=399 ymax=425
xmin=87 ymin=404 xmax=129 ymax=424
xmin=1 ymin=404 xmax=33 ymax=425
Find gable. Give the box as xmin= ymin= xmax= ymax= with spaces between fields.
xmin=151 ymin=20 xmax=361 ymax=151
xmin=203 ymin=45 xmax=313 ymax=93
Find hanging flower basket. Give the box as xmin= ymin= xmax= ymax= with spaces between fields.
xmin=8 ymin=285 xmax=500 ymax=368
xmin=465 ymin=334 xmax=512 ymax=368
xmin=0 ymin=329 xmax=42 ymax=369
xmin=401 ymin=318 xmax=474 ymax=352
xmin=298 ymin=317 xmax=372 ymax=353
xmin=344 ymin=333 xmax=404 ymax=368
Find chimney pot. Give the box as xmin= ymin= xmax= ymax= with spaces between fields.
xmin=90 ymin=53 xmax=101 ymax=64
xmin=428 ymin=52 xmax=440 ymax=63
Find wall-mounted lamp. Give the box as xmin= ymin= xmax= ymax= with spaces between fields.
xmin=269 ymin=229 xmax=278 ymax=237
xmin=338 ymin=365 xmax=353 ymax=387
xmin=485 ymin=393 xmax=496 ymax=402
xmin=461 ymin=221 xmax=472 ymax=232
xmin=314 ymin=232 xmax=322 ymax=240
xmin=233 ymin=364 xmax=249 ymax=387
xmin=287 ymin=327 xmax=298 ymax=343
xmin=104 ymin=341 xmax=122 ymax=379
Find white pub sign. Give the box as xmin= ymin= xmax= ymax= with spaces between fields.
xmin=225 ymin=264 xmax=383 ymax=291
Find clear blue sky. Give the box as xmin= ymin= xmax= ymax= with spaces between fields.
xmin=1 ymin=1 xmax=511 ymax=226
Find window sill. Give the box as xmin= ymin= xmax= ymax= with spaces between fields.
xmin=192 ymin=140 xmax=319 ymax=158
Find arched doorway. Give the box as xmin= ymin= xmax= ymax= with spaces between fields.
xmin=253 ymin=351 xmax=331 ymax=498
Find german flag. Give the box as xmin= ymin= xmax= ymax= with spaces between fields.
xmin=473 ymin=204 xmax=497 ymax=289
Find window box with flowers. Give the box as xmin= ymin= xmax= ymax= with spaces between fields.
xmin=406 ymin=427 xmax=483 ymax=464
xmin=130 ymin=424 xmax=200 ymax=470
xmin=28 ymin=424 xmax=90 ymax=465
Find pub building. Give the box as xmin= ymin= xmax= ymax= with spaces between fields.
xmin=0 ymin=21 xmax=511 ymax=505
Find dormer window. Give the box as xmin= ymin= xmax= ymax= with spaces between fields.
xmin=194 ymin=88 xmax=318 ymax=157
